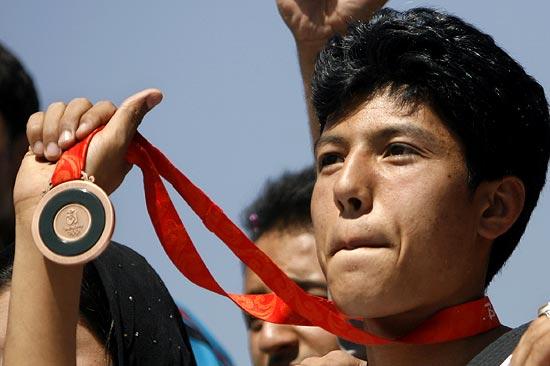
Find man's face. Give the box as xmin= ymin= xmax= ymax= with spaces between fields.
xmin=244 ymin=228 xmax=339 ymax=366
xmin=312 ymin=94 xmax=490 ymax=321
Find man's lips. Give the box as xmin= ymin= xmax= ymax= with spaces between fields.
xmin=329 ymin=237 xmax=389 ymax=257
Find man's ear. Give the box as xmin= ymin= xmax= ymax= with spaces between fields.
xmin=477 ymin=177 xmax=525 ymax=240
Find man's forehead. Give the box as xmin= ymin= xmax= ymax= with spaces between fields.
xmin=315 ymin=98 xmax=445 ymax=152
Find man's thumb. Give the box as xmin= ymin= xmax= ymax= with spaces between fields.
xmin=103 ymin=88 xmax=163 ymax=144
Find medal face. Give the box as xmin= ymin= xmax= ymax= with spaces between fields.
xmin=31 ymin=180 xmax=115 ymax=265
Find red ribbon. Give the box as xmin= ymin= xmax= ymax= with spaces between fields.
xmin=51 ymin=129 xmax=501 ymax=345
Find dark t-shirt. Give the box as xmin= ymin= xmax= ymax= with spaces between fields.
xmin=467 ymin=323 xmax=530 ymax=365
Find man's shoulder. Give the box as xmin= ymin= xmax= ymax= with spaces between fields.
xmin=467 ymin=323 xmax=530 ymax=366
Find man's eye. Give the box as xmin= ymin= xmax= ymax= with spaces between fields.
xmin=385 ymin=144 xmax=417 ymax=157
xmin=245 ymin=315 xmax=263 ymax=332
xmin=318 ymin=153 xmax=343 ymax=169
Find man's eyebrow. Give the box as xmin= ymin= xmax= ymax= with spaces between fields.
xmin=376 ymin=123 xmax=438 ymax=144
xmin=314 ymin=134 xmax=347 ymax=154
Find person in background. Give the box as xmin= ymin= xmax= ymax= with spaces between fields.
xmin=0 ymin=241 xmax=197 ymax=365
xmin=242 ymin=166 xmax=340 ymax=366
xmin=178 ymin=304 xmax=235 ymax=366
xmin=0 ymin=42 xmax=39 ymax=249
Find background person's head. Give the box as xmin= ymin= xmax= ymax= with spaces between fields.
xmin=0 ymin=242 xmax=195 ymax=365
xmin=242 ymin=166 xmax=339 ymax=366
xmin=0 ymin=246 xmax=113 ymax=365
xmin=0 ymin=41 xmax=39 ymax=248
xmin=310 ymin=8 xmax=550 ymax=323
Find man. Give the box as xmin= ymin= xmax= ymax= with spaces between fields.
xmin=242 ymin=166 xmax=340 ymax=365
xmin=0 ymin=42 xmax=39 ymax=249
xmin=6 ymin=4 xmax=549 ymax=364
xmin=289 ymin=7 xmax=550 ymax=366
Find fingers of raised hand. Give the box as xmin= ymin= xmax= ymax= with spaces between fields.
xmin=56 ymin=97 xmax=93 ymax=148
xmin=511 ymin=316 xmax=550 ymax=366
xmin=298 ymin=350 xmax=367 ymax=366
xmin=27 ymin=111 xmax=46 ymax=156
xmin=82 ymin=89 xmax=162 ymax=195
xmin=26 ymin=98 xmax=117 ymax=162
xmin=32 ymin=102 xmax=67 ymax=160
xmin=74 ymin=100 xmax=116 ymax=141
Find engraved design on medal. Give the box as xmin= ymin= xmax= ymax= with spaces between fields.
xmin=53 ymin=203 xmax=92 ymax=242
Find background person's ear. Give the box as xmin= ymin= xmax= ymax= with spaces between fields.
xmin=477 ymin=177 xmax=525 ymax=240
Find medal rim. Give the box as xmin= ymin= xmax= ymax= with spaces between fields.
xmin=31 ymin=180 xmax=114 ymax=265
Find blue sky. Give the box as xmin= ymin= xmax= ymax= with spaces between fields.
xmin=2 ymin=1 xmax=549 ymax=364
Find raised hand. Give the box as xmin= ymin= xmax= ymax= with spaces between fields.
xmin=510 ymin=315 xmax=550 ymax=366
xmin=5 ymin=89 xmax=162 ymax=366
xmin=275 ymin=0 xmax=387 ymax=146
xmin=14 ymin=89 xmax=162 ymax=217
xmin=276 ymin=0 xmax=387 ymax=46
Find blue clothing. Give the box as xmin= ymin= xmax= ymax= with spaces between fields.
xmin=178 ymin=304 xmax=235 ymax=366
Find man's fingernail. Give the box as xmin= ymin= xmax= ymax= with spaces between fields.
xmin=46 ymin=142 xmax=60 ymax=157
xmin=33 ymin=141 xmax=44 ymax=155
xmin=59 ymin=130 xmax=72 ymax=145
xmin=146 ymin=93 xmax=163 ymax=110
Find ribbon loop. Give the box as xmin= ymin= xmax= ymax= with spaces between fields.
xmin=50 ymin=129 xmax=502 ymax=345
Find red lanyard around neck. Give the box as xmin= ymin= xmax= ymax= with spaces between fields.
xmin=51 ymin=128 xmax=501 ymax=345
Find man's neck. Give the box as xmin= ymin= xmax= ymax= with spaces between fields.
xmin=362 ymin=298 xmax=509 ymax=366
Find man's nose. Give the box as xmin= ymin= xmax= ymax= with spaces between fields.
xmin=258 ymin=322 xmax=299 ymax=357
xmin=333 ymin=152 xmax=373 ymax=218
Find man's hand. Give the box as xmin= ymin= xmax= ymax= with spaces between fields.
xmin=510 ymin=316 xmax=550 ymax=365
xmin=276 ymin=0 xmax=387 ymax=47
xmin=13 ymin=89 xmax=162 ymax=217
xmin=297 ymin=350 xmax=367 ymax=365
xmin=275 ymin=0 xmax=387 ymax=145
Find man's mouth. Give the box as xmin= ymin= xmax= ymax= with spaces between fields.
xmin=329 ymin=236 xmax=389 ymax=257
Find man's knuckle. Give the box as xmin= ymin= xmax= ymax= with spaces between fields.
xmin=71 ymin=97 xmax=92 ymax=106
xmin=96 ymin=100 xmax=116 ymax=110
xmin=48 ymin=101 xmax=66 ymax=111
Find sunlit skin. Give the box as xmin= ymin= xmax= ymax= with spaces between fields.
xmin=244 ymin=228 xmax=339 ymax=366
xmin=0 ymin=289 xmax=111 ymax=365
xmin=310 ymin=93 xmax=516 ymax=365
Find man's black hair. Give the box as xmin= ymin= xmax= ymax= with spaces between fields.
xmin=242 ymin=166 xmax=316 ymax=241
xmin=0 ymin=41 xmax=39 ymax=137
xmin=311 ymin=8 xmax=550 ymax=285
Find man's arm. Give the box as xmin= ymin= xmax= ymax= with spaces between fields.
xmin=276 ymin=0 xmax=387 ymax=145
xmin=4 ymin=89 xmax=162 ymax=366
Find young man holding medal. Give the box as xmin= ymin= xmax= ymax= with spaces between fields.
xmin=276 ymin=2 xmax=550 ymax=364
xmin=279 ymin=5 xmax=550 ymax=366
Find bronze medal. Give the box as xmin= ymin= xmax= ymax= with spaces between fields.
xmin=31 ymin=180 xmax=114 ymax=264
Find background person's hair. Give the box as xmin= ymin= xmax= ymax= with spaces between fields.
xmin=0 ymin=41 xmax=39 ymax=138
xmin=311 ymin=7 xmax=550 ymax=286
xmin=242 ymin=166 xmax=316 ymax=241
